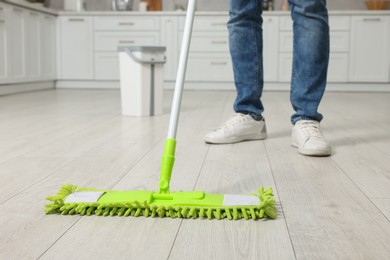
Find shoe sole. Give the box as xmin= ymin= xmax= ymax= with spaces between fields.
xmin=205 ymin=133 xmax=267 ymax=144
xmin=291 ymin=141 xmax=331 ymax=157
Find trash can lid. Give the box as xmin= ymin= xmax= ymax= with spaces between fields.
xmin=118 ymin=46 xmax=166 ymax=52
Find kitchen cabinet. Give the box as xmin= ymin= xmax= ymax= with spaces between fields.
xmin=55 ymin=12 xmax=390 ymax=91
xmin=0 ymin=1 xmax=57 ymax=92
xmin=278 ymin=15 xmax=351 ymax=83
xmin=93 ymin=16 xmax=160 ymax=80
xmin=8 ymin=7 xmax=26 ymax=83
xmin=263 ymin=16 xmax=279 ymax=81
xmin=180 ymin=15 xmax=233 ymax=82
xmin=25 ymin=10 xmax=41 ymax=81
xmin=161 ymin=16 xmax=179 ymax=81
xmin=349 ymin=16 xmax=390 ymax=82
xmin=40 ymin=15 xmax=56 ymax=80
xmin=58 ymin=16 xmax=93 ymax=80
xmin=0 ymin=3 xmax=8 ymax=84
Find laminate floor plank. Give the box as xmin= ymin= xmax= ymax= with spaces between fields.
xmin=0 ymin=90 xmax=121 ymax=164
xmin=0 ymin=89 xmax=226 ymax=259
xmin=265 ymin=92 xmax=390 ymax=199
xmin=320 ymin=92 xmax=390 ymax=155
xmin=263 ymin=92 xmax=390 ymax=260
xmin=38 ymin=91 xmax=230 ymax=260
xmin=0 ymin=90 xmax=117 ymax=134
xmin=0 ymin=116 xmax=155 ymax=203
xmin=314 ymin=92 xmax=390 ymax=199
xmin=1 ymin=90 xmax=390 ymax=260
xmin=169 ymin=92 xmax=295 ymax=260
xmin=0 ymin=116 xmax=172 ymax=259
xmin=372 ymin=199 xmax=390 ymax=220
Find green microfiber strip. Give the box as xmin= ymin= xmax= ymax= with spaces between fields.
xmin=45 ymin=185 xmax=276 ymax=220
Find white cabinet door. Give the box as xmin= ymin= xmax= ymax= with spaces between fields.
xmin=186 ymin=53 xmax=234 ymax=82
xmin=263 ymin=16 xmax=279 ymax=82
xmin=161 ymin=16 xmax=178 ymax=81
xmin=25 ymin=11 xmax=41 ymax=80
xmin=58 ymin=16 xmax=93 ymax=80
xmin=0 ymin=7 xmax=8 ymax=84
xmin=94 ymin=53 xmax=119 ymax=80
xmin=179 ymin=15 xmax=232 ymax=82
xmin=349 ymin=16 xmax=390 ymax=82
xmin=8 ymin=7 xmax=26 ymax=82
xmin=40 ymin=15 xmax=56 ymax=80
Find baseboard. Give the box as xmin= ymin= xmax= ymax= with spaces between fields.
xmin=0 ymin=81 xmax=55 ymax=96
xmin=56 ymin=80 xmax=390 ymax=92
xmin=56 ymin=80 xmax=120 ymax=89
xmin=165 ymin=81 xmax=390 ymax=92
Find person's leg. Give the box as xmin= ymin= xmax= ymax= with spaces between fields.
xmin=229 ymin=0 xmax=264 ymax=120
xmin=204 ymin=0 xmax=266 ymax=144
xmin=289 ymin=0 xmax=331 ymax=156
xmin=289 ymin=0 xmax=329 ymax=124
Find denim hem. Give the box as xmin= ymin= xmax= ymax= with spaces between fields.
xmin=236 ymin=111 xmax=263 ymax=121
xmin=292 ymin=117 xmax=321 ymax=125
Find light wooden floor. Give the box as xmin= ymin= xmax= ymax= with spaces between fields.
xmin=1 ymin=89 xmax=390 ymax=260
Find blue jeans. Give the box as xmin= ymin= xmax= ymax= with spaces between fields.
xmin=228 ymin=0 xmax=330 ymax=124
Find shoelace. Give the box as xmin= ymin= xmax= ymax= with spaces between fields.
xmin=296 ymin=121 xmax=323 ymax=139
xmin=217 ymin=113 xmax=250 ymax=131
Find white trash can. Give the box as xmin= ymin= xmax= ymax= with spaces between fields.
xmin=118 ymin=46 xmax=166 ymax=116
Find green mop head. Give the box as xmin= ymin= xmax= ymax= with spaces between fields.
xmin=45 ymin=139 xmax=276 ymax=220
xmin=45 ymin=184 xmax=276 ymax=220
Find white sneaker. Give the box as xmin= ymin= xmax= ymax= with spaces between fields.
xmin=291 ymin=120 xmax=331 ymax=156
xmin=204 ymin=113 xmax=267 ymax=144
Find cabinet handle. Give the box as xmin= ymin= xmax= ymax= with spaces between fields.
xmin=118 ymin=22 xmax=135 ymax=26
xmin=119 ymin=40 xmax=135 ymax=44
xmin=68 ymin=18 xmax=85 ymax=22
xmin=211 ymin=62 xmax=227 ymax=65
xmin=211 ymin=40 xmax=227 ymax=45
xmin=363 ymin=18 xmax=381 ymax=22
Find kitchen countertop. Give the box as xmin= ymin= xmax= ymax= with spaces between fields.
xmin=1 ymin=0 xmax=57 ymax=15
xmin=58 ymin=10 xmax=390 ymax=16
xmin=1 ymin=0 xmax=390 ymax=17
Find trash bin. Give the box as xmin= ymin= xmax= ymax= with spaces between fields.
xmin=118 ymin=46 xmax=166 ymax=116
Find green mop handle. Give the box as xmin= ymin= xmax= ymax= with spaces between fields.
xmin=159 ymin=0 xmax=196 ymax=194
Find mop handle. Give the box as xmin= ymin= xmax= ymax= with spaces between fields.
xmin=158 ymin=0 xmax=196 ymax=194
xmin=167 ymin=0 xmax=196 ymax=139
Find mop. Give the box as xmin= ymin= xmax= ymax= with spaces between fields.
xmin=45 ymin=0 xmax=276 ymax=220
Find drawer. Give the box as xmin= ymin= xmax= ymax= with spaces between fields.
xmin=279 ymin=32 xmax=293 ymax=52
xmin=279 ymin=31 xmax=350 ymax=52
xmin=280 ymin=16 xmax=350 ymax=31
xmin=179 ymin=32 xmax=229 ymax=53
xmin=186 ymin=54 xmax=234 ymax=82
xmin=280 ymin=16 xmax=292 ymax=31
xmin=94 ymin=32 xmax=159 ymax=51
xmin=94 ymin=16 xmax=160 ymax=31
xmin=94 ymin=53 xmax=120 ymax=80
xmin=329 ymin=16 xmax=350 ymax=31
xmin=331 ymin=31 xmax=350 ymax=52
xmin=180 ymin=16 xmax=228 ymax=32
xmin=278 ymin=52 xmax=349 ymax=82
xmin=328 ymin=53 xmax=349 ymax=82
xmin=278 ymin=53 xmax=292 ymax=82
